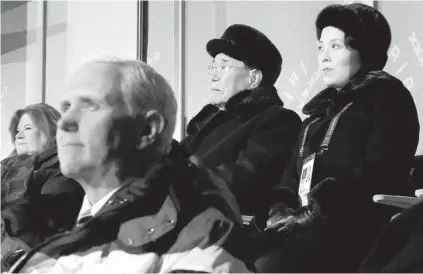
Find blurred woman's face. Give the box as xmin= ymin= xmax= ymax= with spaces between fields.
xmin=318 ymin=26 xmax=362 ymax=90
xmin=14 ymin=114 xmax=47 ymax=155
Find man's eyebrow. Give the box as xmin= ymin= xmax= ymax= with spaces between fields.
xmin=59 ymin=95 xmax=104 ymax=108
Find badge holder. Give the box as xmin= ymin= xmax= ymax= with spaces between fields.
xmin=299 ymin=153 xmax=316 ymax=206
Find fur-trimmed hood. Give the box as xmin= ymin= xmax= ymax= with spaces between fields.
xmin=302 ymin=70 xmax=404 ymax=117
xmin=187 ymin=85 xmax=283 ymax=135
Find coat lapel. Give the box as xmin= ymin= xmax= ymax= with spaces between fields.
xmin=186 ymin=110 xmax=231 ymax=152
xmin=201 ymin=105 xmax=280 ymax=166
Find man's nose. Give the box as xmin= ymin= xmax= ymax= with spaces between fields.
xmin=57 ymin=111 xmax=79 ymax=133
xmin=209 ymin=72 xmax=220 ymax=82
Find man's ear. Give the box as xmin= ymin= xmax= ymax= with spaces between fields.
xmin=249 ymin=69 xmax=263 ymax=89
xmin=136 ymin=110 xmax=165 ymax=150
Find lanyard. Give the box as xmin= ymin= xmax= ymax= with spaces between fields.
xmin=299 ymin=102 xmax=353 ymax=160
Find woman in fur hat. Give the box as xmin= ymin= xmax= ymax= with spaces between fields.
xmin=255 ymin=3 xmax=420 ymax=272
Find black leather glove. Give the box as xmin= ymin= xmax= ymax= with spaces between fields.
xmin=266 ymin=203 xmax=295 ymax=228
xmin=265 ymin=200 xmax=322 ymax=233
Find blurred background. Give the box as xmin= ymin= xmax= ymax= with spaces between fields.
xmin=1 ymin=0 xmax=422 ymax=159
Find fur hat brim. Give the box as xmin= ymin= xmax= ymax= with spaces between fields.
xmin=316 ymin=4 xmax=362 ymax=40
xmin=206 ymin=38 xmax=247 ymax=61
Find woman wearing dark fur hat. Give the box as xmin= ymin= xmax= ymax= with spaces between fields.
xmin=255 ymin=3 xmax=420 ymax=272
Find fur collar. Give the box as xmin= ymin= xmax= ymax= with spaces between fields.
xmin=302 ymin=70 xmax=403 ymax=117
xmin=225 ymin=85 xmax=284 ymax=115
xmin=187 ymin=85 xmax=283 ymax=135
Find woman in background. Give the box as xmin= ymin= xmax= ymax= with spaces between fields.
xmin=1 ymin=103 xmax=82 ymax=271
xmin=256 ymin=3 xmax=420 ymax=272
xmin=2 ymin=103 xmax=81 ymax=204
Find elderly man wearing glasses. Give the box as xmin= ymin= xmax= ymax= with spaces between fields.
xmin=181 ymin=24 xmax=301 ymax=229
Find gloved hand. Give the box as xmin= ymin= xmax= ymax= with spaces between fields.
xmin=265 ymin=200 xmax=322 ymax=233
xmin=266 ymin=203 xmax=295 ymax=228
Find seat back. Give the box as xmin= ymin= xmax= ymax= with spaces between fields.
xmin=410 ymin=155 xmax=423 ymax=190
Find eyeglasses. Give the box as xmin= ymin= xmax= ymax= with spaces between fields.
xmin=208 ymin=64 xmax=247 ymax=75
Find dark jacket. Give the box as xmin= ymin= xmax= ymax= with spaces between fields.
xmin=359 ymin=200 xmax=423 ymax=273
xmin=6 ymin=151 xmax=252 ymax=273
xmin=181 ymin=86 xmax=302 ymax=215
xmin=1 ymin=146 xmax=83 ymax=206
xmin=265 ymin=70 xmax=420 ymax=272
xmin=1 ymin=146 xmax=83 ymax=249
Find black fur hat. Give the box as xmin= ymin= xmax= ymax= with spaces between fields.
xmin=316 ymin=3 xmax=391 ymax=70
xmin=206 ymin=24 xmax=282 ymax=85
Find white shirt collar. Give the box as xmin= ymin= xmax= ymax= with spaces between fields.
xmin=76 ymin=186 xmax=121 ymax=222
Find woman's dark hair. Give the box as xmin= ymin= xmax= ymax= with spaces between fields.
xmin=9 ymin=103 xmax=61 ymax=151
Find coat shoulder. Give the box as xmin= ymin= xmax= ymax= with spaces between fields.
xmin=355 ymin=70 xmax=413 ymax=100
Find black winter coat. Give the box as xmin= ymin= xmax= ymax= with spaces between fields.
xmin=259 ymin=70 xmax=420 ymax=272
xmin=1 ymin=146 xmax=83 ymax=248
xmin=1 ymin=146 xmax=83 ymax=206
xmin=359 ymin=200 xmax=423 ymax=273
xmin=181 ymin=86 xmax=302 ymax=215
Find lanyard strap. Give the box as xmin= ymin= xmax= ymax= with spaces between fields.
xmin=299 ymin=117 xmax=319 ymax=160
xmin=299 ymin=102 xmax=353 ymax=160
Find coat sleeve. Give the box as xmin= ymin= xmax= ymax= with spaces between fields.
xmin=253 ymin=126 xmax=305 ymax=225
xmin=214 ymin=108 xmax=302 ymax=212
xmin=268 ymin=137 xmax=303 ymax=210
xmin=311 ymin=83 xmax=420 ymax=218
xmin=1 ymin=160 xmax=83 ymax=243
xmin=1 ymin=190 xmax=83 ymax=247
